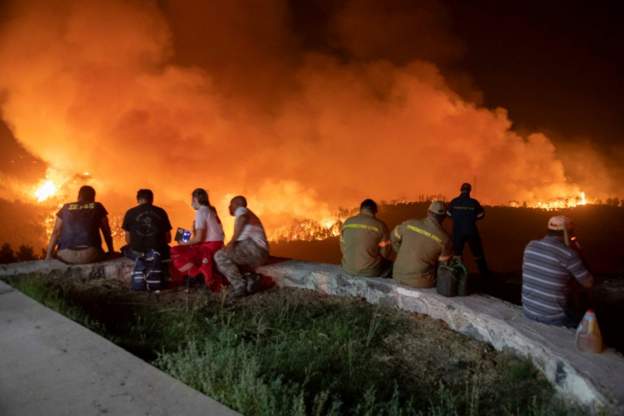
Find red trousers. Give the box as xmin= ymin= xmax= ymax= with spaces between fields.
xmin=170 ymin=241 xmax=226 ymax=292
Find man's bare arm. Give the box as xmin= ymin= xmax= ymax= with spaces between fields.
xmin=185 ymin=227 xmax=207 ymax=245
xmin=229 ymin=214 xmax=248 ymax=246
xmin=45 ymin=218 xmax=63 ymax=260
xmin=101 ymin=216 xmax=114 ymax=253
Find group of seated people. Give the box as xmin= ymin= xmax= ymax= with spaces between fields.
xmin=46 ymin=184 xmax=594 ymax=325
xmin=45 ymin=186 xmax=269 ymax=299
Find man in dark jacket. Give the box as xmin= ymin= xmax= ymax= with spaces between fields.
xmin=447 ymin=183 xmax=489 ymax=278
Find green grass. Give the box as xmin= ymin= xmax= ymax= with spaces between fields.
xmin=3 ymin=275 xmax=589 ymax=416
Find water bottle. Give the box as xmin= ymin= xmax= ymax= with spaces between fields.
xmin=575 ymin=309 xmax=603 ymax=353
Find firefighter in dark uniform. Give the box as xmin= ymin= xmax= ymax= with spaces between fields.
xmin=447 ymin=183 xmax=489 ymax=278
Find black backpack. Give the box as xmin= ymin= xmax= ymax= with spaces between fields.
xmin=131 ymin=249 xmax=164 ymax=291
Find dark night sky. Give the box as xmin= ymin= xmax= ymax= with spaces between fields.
xmin=446 ymin=0 xmax=624 ymax=150
xmin=292 ymin=0 xmax=624 ymax=150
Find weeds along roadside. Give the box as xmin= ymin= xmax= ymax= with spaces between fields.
xmin=2 ymin=274 xmax=588 ymax=416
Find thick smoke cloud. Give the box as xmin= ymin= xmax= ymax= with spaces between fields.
xmin=0 ymin=0 xmax=609 ymax=238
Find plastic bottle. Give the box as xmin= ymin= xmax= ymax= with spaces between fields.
xmin=575 ymin=309 xmax=604 ymax=353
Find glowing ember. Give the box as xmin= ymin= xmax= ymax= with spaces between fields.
xmin=510 ymin=192 xmax=591 ymax=211
xmin=34 ymin=180 xmax=58 ymax=202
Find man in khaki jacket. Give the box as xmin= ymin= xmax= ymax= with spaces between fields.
xmin=340 ymin=199 xmax=392 ymax=277
xmin=391 ymin=201 xmax=452 ymax=288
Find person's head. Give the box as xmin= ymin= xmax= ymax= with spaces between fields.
xmin=547 ymin=215 xmax=575 ymax=246
xmin=427 ymin=200 xmax=447 ymax=223
xmin=191 ymin=188 xmax=210 ymax=210
xmin=360 ymin=198 xmax=378 ymax=215
xmin=136 ymin=189 xmax=154 ymax=205
xmin=77 ymin=185 xmax=96 ymax=204
xmin=229 ymin=195 xmax=247 ymax=216
xmin=460 ymin=183 xmax=472 ymax=195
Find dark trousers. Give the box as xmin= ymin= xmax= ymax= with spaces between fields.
xmin=452 ymin=232 xmax=489 ymax=277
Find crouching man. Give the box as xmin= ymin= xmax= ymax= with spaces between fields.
xmin=214 ymin=196 xmax=269 ymax=299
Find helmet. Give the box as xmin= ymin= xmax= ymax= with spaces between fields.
xmin=428 ymin=200 xmax=447 ymax=215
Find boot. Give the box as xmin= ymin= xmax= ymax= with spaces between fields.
xmin=244 ymin=272 xmax=262 ymax=294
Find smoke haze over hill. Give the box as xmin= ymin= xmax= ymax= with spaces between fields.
xmin=0 ymin=0 xmax=617 ymax=241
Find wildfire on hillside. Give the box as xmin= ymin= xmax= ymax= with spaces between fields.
xmin=30 ymin=172 xmax=599 ymax=244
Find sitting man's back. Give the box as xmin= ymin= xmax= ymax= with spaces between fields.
xmin=522 ymin=215 xmax=593 ymax=327
xmin=391 ymin=201 xmax=451 ymax=288
xmin=340 ymin=199 xmax=391 ymax=277
xmin=122 ymin=189 xmax=172 ymax=258
xmin=46 ymin=185 xmax=114 ymax=264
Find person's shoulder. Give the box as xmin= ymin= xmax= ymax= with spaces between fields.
xmin=125 ymin=204 xmax=140 ymax=214
xmin=373 ymin=216 xmax=388 ymax=228
xmin=94 ymin=201 xmax=108 ymax=213
xmin=152 ymin=205 xmax=169 ymax=215
xmin=196 ymin=205 xmax=210 ymax=215
xmin=407 ymin=217 xmax=424 ymax=226
xmin=344 ymin=214 xmax=358 ymax=224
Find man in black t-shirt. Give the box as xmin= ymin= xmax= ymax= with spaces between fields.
xmin=45 ymin=185 xmax=114 ymax=264
xmin=122 ymin=189 xmax=172 ymax=259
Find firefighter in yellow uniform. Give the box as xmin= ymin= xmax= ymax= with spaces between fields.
xmin=391 ymin=201 xmax=452 ymax=288
xmin=340 ymin=199 xmax=392 ymax=277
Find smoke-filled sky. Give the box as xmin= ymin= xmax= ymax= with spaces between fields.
xmin=0 ymin=0 xmax=622 ymax=246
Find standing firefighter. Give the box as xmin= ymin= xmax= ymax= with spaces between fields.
xmin=340 ymin=199 xmax=392 ymax=277
xmin=391 ymin=201 xmax=452 ymax=288
xmin=447 ymin=183 xmax=489 ymax=278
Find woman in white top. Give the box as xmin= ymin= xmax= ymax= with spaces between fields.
xmin=170 ymin=188 xmax=225 ymax=290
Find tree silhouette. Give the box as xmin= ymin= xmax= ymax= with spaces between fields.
xmin=16 ymin=245 xmax=36 ymax=262
xmin=0 ymin=243 xmax=16 ymax=264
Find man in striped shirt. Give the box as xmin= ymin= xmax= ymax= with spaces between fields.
xmin=522 ymin=215 xmax=594 ymax=327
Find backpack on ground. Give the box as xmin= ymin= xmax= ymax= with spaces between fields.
xmin=130 ymin=249 xmax=164 ymax=291
xmin=436 ymin=258 xmax=468 ymax=297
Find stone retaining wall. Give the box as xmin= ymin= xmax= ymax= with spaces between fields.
xmin=1 ymin=258 xmax=623 ymax=414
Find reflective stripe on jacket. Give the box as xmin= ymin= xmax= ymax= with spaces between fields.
xmin=391 ymin=216 xmax=451 ymax=286
xmin=340 ymin=212 xmax=390 ymax=277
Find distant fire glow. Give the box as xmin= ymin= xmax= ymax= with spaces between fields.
xmin=34 ymin=180 xmax=58 ymax=202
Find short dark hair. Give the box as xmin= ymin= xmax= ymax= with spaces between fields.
xmin=78 ymin=185 xmax=96 ymax=203
xmin=192 ymin=188 xmax=210 ymax=206
xmin=461 ymin=183 xmax=472 ymax=193
xmin=136 ymin=189 xmax=154 ymax=204
xmin=232 ymin=195 xmax=247 ymax=207
xmin=360 ymin=198 xmax=378 ymax=214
